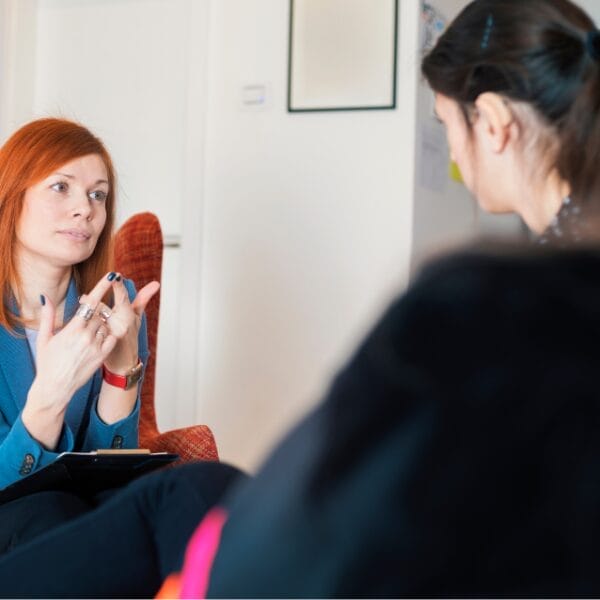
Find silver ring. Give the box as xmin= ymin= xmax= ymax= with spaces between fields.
xmin=96 ymin=325 xmax=108 ymax=341
xmin=97 ymin=305 xmax=112 ymax=322
xmin=76 ymin=303 xmax=95 ymax=322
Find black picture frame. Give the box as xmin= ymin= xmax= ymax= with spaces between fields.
xmin=288 ymin=0 xmax=398 ymax=113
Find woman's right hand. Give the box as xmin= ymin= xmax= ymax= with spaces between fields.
xmin=22 ymin=274 xmax=119 ymax=448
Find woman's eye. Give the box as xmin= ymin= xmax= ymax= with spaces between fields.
xmin=89 ymin=190 xmax=107 ymax=201
xmin=51 ymin=182 xmax=68 ymax=193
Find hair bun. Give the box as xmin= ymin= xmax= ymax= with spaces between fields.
xmin=586 ymin=30 xmax=600 ymax=61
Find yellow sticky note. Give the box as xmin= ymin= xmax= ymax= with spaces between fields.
xmin=449 ymin=160 xmax=463 ymax=183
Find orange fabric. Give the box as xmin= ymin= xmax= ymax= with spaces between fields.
xmin=114 ymin=212 xmax=218 ymax=462
xmin=155 ymin=574 xmax=182 ymax=599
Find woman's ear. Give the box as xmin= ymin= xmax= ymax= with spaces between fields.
xmin=474 ymin=92 xmax=516 ymax=153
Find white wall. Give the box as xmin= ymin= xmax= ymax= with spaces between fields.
xmin=0 ymin=0 xmax=37 ymax=137
xmin=197 ymin=0 xmax=421 ymax=469
xmin=576 ymin=0 xmax=600 ymax=25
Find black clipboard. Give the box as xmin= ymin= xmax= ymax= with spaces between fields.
xmin=0 ymin=450 xmax=178 ymax=506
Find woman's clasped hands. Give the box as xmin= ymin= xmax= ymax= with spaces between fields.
xmin=77 ymin=272 xmax=160 ymax=379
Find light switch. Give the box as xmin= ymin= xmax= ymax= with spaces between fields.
xmin=241 ymin=84 xmax=268 ymax=109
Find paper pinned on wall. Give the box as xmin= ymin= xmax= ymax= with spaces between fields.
xmin=418 ymin=123 xmax=448 ymax=193
xmin=420 ymin=1 xmax=447 ymax=54
xmin=449 ymin=160 xmax=464 ymax=183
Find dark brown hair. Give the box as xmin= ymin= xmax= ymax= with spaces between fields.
xmin=422 ymin=0 xmax=600 ymax=208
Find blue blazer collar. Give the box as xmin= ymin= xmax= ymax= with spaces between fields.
xmin=64 ymin=277 xmax=80 ymax=322
xmin=0 ymin=324 xmax=34 ymax=412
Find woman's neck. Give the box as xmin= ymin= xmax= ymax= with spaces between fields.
xmin=16 ymin=258 xmax=72 ymax=328
xmin=519 ymin=169 xmax=570 ymax=234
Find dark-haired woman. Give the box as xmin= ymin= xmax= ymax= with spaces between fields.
xmin=422 ymin=0 xmax=600 ymax=246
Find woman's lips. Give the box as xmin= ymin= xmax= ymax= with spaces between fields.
xmin=58 ymin=229 xmax=92 ymax=241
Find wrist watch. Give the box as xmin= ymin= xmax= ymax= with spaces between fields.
xmin=102 ymin=359 xmax=144 ymax=390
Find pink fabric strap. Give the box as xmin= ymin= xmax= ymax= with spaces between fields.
xmin=180 ymin=507 xmax=228 ymax=599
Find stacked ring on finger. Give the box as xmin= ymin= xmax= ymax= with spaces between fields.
xmin=76 ymin=302 xmax=95 ymax=322
xmin=96 ymin=325 xmax=108 ymax=342
xmin=96 ymin=302 xmax=112 ymax=323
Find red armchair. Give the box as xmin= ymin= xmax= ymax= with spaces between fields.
xmin=114 ymin=212 xmax=218 ymax=462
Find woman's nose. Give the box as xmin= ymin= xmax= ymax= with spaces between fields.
xmin=71 ymin=192 xmax=92 ymax=220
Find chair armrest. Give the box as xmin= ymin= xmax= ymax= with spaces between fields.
xmin=141 ymin=425 xmax=219 ymax=463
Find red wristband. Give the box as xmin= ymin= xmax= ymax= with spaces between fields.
xmin=102 ymin=359 xmax=143 ymax=390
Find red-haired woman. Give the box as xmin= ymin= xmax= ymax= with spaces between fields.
xmin=0 ymin=118 xmax=152 ymax=486
xmin=0 ymin=119 xmax=244 ymax=581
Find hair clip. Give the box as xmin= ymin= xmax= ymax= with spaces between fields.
xmin=586 ymin=29 xmax=600 ymax=61
xmin=480 ymin=14 xmax=494 ymax=50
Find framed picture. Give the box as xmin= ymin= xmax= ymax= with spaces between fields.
xmin=288 ymin=0 xmax=398 ymax=113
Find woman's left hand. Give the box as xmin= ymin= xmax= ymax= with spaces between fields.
xmin=80 ymin=274 xmax=160 ymax=374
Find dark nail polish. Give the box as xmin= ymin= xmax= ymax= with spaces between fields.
xmin=107 ymin=272 xmax=116 ymax=281
xmin=40 ymin=294 xmax=45 ymax=306
xmin=115 ymin=275 xmax=122 ymax=282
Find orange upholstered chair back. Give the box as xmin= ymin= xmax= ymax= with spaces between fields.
xmin=113 ymin=212 xmax=218 ymax=461
xmin=114 ymin=212 xmax=162 ymax=443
